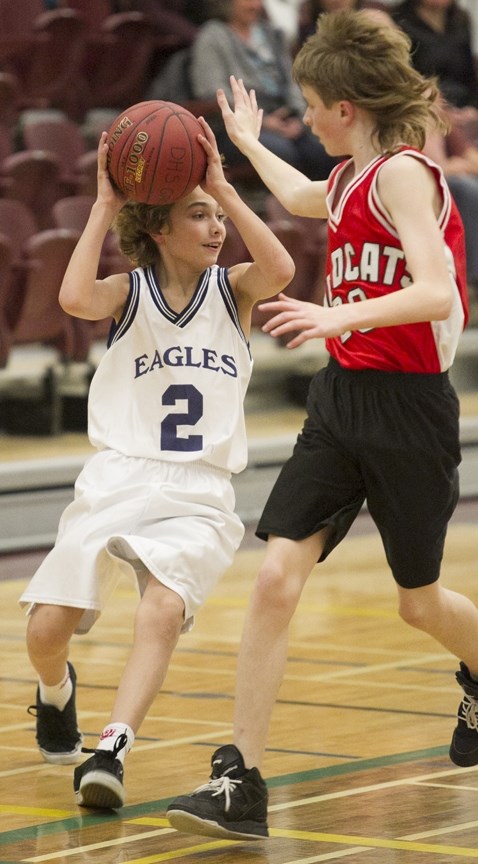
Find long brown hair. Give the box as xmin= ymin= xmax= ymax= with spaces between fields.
xmin=293 ymin=10 xmax=446 ymax=151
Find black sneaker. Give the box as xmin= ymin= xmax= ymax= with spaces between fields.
xmin=450 ymin=662 xmax=478 ymax=766
xmin=73 ymin=733 xmax=128 ymax=810
xmin=27 ymin=662 xmax=82 ymax=765
xmin=167 ymin=744 xmax=269 ymax=840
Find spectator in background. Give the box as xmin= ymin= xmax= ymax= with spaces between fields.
xmin=113 ymin=0 xmax=199 ymax=44
xmin=423 ymin=100 xmax=478 ymax=310
xmin=262 ymin=0 xmax=303 ymax=46
xmin=392 ymin=0 xmax=478 ymax=113
xmin=189 ymin=0 xmax=340 ymax=179
xmin=182 ymin=0 xmax=211 ymax=24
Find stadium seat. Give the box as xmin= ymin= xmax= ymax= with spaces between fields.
xmin=0 ymin=71 xmax=20 ymax=132
xmin=0 ymin=231 xmax=15 ymax=367
xmin=52 ymin=194 xmax=95 ymax=234
xmin=22 ymin=118 xmax=91 ymax=196
xmin=63 ymin=0 xmax=111 ymax=34
xmin=0 ymin=0 xmax=43 ymax=78
xmin=83 ymin=12 xmax=157 ymax=112
xmin=18 ymin=9 xmax=88 ymax=121
xmin=0 ymin=149 xmax=63 ymax=229
xmin=0 ymin=198 xmax=41 ymax=330
xmin=265 ymin=194 xmax=327 ymax=305
xmin=9 ymin=228 xmax=88 ymax=361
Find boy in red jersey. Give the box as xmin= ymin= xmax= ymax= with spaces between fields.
xmin=167 ymin=10 xmax=478 ymax=840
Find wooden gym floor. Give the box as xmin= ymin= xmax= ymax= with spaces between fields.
xmin=2 ymin=499 xmax=478 ymax=863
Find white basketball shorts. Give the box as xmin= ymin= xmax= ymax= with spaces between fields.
xmin=19 ymin=449 xmax=244 ymax=634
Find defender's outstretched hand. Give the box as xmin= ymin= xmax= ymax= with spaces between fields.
xmin=259 ymin=294 xmax=347 ymax=347
xmin=216 ymin=76 xmax=263 ymax=152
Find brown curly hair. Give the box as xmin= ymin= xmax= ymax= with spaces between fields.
xmin=112 ymin=201 xmax=173 ymax=267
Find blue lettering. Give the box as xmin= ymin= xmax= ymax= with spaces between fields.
xmin=134 ymin=353 xmax=149 ymax=377
xmin=149 ymin=349 xmax=163 ymax=372
xmin=221 ymin=355 xmax=237 ymax=377
xmin=164 ymin=346 xmax=184 ymax=366
xmin=202 ymin=348 xmax=219 ymax=370
xmin=184 ymin=346 xmax=202 ymax=367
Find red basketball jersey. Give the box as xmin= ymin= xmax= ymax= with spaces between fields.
xmin=324 ymin=148 xmax=468 ymax=372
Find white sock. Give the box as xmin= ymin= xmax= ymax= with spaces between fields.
xmin=96 ymin=723 xmax=134 ymax=764
xmin=39 ymin=667 xmax=72 ymax=711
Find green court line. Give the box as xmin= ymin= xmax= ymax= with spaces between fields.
xmin=0 ymin=744 xmax=450 ymax=847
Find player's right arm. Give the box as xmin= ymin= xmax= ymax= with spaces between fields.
xmin=59 ymin=133 xmax=130 ymax=323
xmin=217 ymin=76 xmax=328 ymax=218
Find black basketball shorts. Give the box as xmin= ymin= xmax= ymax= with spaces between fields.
xmin=256 ymin=358 xmax=461 ymax=588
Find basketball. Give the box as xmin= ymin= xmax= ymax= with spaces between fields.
xmin=106 ymin=100 xmax=207 ymax=205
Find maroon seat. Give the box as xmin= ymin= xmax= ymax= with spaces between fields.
xmin=22 ymin=118 xmax=90 ymax=196
xmin=0 ymin=231 xmax=15 ymax=366
xmin=0 ymin=71 xmax=20 ymax=131
xmin=264 ymin=194 xmax=327 ymax=304
xmin=83 ymin=12 xmax=157 ymax=111
xmin=10 ymin=228 xmax=89 ymax=361
xmin=63 ymin=0 xmax=111 ymax=34
xmin=52 ymin=194 xmax=95 ymax=234
xmin=18 ymin=9 xmax=88 ymax=120
xmin=0 ymin=149 xmax=63 ymax=229
xmin=0 ymin=198 xmax=39 ymax=324
xmin=0 ymin=0 xmax=43 ymax=78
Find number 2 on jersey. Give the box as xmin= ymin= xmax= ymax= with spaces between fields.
xmin=160 ymin=384 xmax=203 ymax=452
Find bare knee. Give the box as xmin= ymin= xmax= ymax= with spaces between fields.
xmin=135 ymin=579 xmax=185 ymax=648
xmin=397 ymin=584 xmax=439 ymax=631
xmin=27 ymin=604 xmax=83 ymax=660
xmin=253 ymin=558 xmax=304 ymax=623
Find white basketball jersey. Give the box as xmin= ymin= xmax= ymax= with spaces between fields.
xmin=88 ymin=265 xmax=253 ymax=473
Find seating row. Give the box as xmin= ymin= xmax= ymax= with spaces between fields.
xmin=0 ymin=5 xmax=188 ymax=123
xmin=0 ymin=196 xmax=132 ymax=370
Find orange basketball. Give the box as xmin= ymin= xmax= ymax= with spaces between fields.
xmin=106 ymin=101 xmax=207 ymax=205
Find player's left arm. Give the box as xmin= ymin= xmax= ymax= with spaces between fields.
xmin=260 ymin=155 xmax=455 ymax=347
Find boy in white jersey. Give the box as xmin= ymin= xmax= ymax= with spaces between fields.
xmin=167 ymin=10 xmax=478 ymax=841
xmin=19 ymin=117 xmax=295 ymax=809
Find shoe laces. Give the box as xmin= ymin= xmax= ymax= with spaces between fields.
xmin=461 ymin=695 xmax=478 ymax=731
xmin=81 ymin=732 xmax=128 ymax=760
xmin=194 ymin=775 xmax=243 ymax=813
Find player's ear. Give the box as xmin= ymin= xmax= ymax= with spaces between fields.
xmin=339 ymin=101 xmax=354 ymax=120
xmin=150 ymin=231 xmax=164 ymax=245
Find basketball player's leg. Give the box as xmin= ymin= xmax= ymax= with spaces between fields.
xmin=74 ymin=574 xmax=185 ymax=810
xmin=166 ymin=530 xmax=328 ymax=841
xmin=27 ymin=603 xmax=84 ymax=683
xmin=397 ymin=580 xmax=478 ymax=672
xmin=397 ymin=579 xmax=478 ymax=766
xmin=234 ymin=532 xmax=327 ymax=771
xmin=27 ymin=604 xmax=85 ymax=764
xmin=110 ymin=575 xmax=185 ymax=731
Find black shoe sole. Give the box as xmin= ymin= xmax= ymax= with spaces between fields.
xmin=40 ymin=739 xmax=83 ymax=765
xmin=449 ymin=746 xmax=478 ymax=767
xmin=167 ymin=808 xmax=269 ymax=841
xmin=75 ymin=770 xmax=125 ymax=810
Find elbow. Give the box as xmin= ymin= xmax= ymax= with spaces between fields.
xmin=432 ymin=284 xmax=454 ymax=321
xmin=59 ymin=287 xmax=82 ymax=318
xmin=275 ymin=253 xmax=296 ymax=290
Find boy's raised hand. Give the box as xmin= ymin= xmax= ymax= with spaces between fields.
xmin=197 ymin=116 xmax=228 ymax=194
xmin=216 ymin=76 xmax=263 ymax=152
xmin=97 ymin=131 xmax=125 ymax=216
